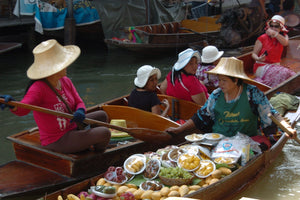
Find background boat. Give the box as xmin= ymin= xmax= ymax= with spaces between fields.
xmin=104 ymin=16 xmax=221 ymax=54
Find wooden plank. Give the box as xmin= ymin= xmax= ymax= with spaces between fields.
xmin=0 ymin=42 xmax=21 ymax=54
xmin=0 ymin=161 xmax=73 ymax=198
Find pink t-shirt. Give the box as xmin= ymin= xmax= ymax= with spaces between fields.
xmin=12 ymin=77 xmax=86 ymax=146
xmin=166 ymin=72 xmax=209 ymax=102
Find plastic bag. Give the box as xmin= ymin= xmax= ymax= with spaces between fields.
xmin=211 ymin=132 xmax=261 ymax=166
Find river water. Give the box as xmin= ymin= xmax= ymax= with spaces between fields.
xmin=1 ymin=43 xmax=300 ymax=200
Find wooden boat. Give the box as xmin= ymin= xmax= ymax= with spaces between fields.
xmin=41 ymin=75 xmax=300 ymax=200
xmin=0 ymin=94 xmax=199 ymax=198
xmin=104 ymin=16 xmax=221 ymax=53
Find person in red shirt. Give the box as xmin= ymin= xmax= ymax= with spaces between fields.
xmin=0 ymin=39 xmax=111 ymax=153
xmin=160 ymin=48 xmax=209 ymax=105
xmin=252 ymin=15 xmax=296 ymax=88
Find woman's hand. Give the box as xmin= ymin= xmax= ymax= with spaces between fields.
xmin=161 ymin=99 xmax=170 ymax=109
xmin=165 ymin=126 xmax=182 ymax=134
xmin=266 ymin=28 xmax=278 ymax=38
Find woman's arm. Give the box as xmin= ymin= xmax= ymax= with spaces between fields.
xmin=165 ymin=119 xmax=196 ymax=134
xmin=159 ymin=79 xmax=168 ymax=95
xmin=191 ymin=93 xmax=207 ymax=105
xmin=252 ymin=39 xmax=265 ymax=62
xmin=275 ymin=33 xmax=289 ymax=46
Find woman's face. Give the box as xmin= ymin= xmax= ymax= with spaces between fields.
xmin=269 ymin=22 xmax=281 ymax=32
xmin=184 ymin=57 xmax=199 ymax=74
xmin=144 ymin=74 xmax=158 ymax=92
xmin=218 ymin=75 xmax=237 ymax=94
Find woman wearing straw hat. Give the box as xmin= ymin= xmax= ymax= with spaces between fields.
xmin=160 ymin=48 xmax=209 ymax=105
xmin=0 ymin=39 xmax=111 ymax=153
xmin=196 ymin=45 xmax=223 ymax=89
xmin=166 ymin=57 xmax=296 ymax=148
xmin=252 ymin=15 xmax=296 ymax=88
xmin=128 ymin=65 xmax=170 ymax=117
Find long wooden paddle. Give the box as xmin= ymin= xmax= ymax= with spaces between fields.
xmin=268 ymin=110 xmax=300 ymax=144
xmin=0 ymin=98 xmax=172 ymax=143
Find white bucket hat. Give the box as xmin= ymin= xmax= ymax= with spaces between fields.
xmin=27 ymin=39 xmax=81 ymax=80
xmin=173 ymin=48 xmax=200 ymax=71
xmin=134 ymin=65 xmax=161 ymax=88
xmin=201 ymin=45 xmax=224 ymax=63
xmin=268 ymin=15 xmax=288 ymax=32
xmin=206 ymin=57 xmax=271 ymax=92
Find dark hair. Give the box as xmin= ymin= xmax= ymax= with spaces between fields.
xmin=228 ymin=76 xmax=243 ymax=86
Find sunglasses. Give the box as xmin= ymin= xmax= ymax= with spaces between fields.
xmin=269 ymin=24 xmax=280 ymax=28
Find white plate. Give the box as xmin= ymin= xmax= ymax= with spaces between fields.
xmin=205 ymin=133 xmax=223 ymax=140
xmin=167 ymin=148 xmax=185 ymax=162
xmin=124 ymin=154 xmax=146 ymax=175
xmin=185 ymin=133 xmax=205 ymax=142
xmin=193 ymin=160 xmax=216 ymax=178
xmin=177 ymin=153 xmax=201 ymax=172
xmin=143 ymin=159 xmax=161 ymax=180
xmin=139 ymin=180 xmax=164 ymax=191
xmin=104 ymin=176 xmax=128 ymax=185
xmin=91 ymin=187 xmax=116 ymax=198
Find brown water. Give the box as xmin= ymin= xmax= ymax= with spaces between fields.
xmin=0 ymin=43 xmax=300 ymax=200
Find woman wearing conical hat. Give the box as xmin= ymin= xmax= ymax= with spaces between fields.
xmin=252 ymin=15 xmax=296 ymax=88
xmin=166 ymin=57 xmax=296 ymax=149
xmin=0 ymin=39 xmax=111 ymax=153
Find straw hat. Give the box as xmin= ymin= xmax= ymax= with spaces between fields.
xmin=27 ymin=39 xmax=81 ymax=80
xmin=201 ymin=46 xmax=224 ymax=63
xmin=206 ymin=57 xmax=271 ymax=91
xmin=173 ymin=48 xmax=200 ymax=71
xmin=267 ymin=15 xmax=288 ymax=32
xmin=110 ymin=119 xmax=130 ymax=138
xmin=134 ymin=65 xmax=161 ymax=88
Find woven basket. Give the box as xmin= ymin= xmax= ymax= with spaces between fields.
xmin=159 ymin=175 xmax=193 ymax=186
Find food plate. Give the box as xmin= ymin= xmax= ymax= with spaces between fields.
xmin=139 ymin=180 xmax=164 ymax=191
xmin=124 ymin=154 xmax=146 ymax=175
xmin=205 ymin=133 xmax=223 ymax=140
xmin=167 ymin=148 xmax=185 ymax=162
xmin=193 ymin=160 xmax=216 ymax=178
xmin=143 ymin=159 xmax=161 ymax=180
xmin=177 ymin=153 xmax=200 ymax=172
xmin=91 ymin=187 xmax=116 ymax=198
xmin=185 ymin=133 xmax=205 ymax=142
xmin=213 ymin=156 xmax=237 ymax=165
xmin=104 ymin=176 xmax=128 ymax=185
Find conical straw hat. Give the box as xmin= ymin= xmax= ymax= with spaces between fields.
xmin=206 ymin=57 xmax=271 ymax=92
xmin=27 ymin=39 xmax=80 ymax=80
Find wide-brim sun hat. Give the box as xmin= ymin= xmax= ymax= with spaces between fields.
xmin=27 ymin=39 xmax=81 ymax=80
xmin=267 ymin=15 xmax=288 ymax=32
xmin=201 ymin=45 xmax=224 ymax=63
xmin=134 ymin=65 xmax=161 ymax=88
xmin=206 ymin=57 xmax=271 ymax=92
xmin=173 ymin=48 xmax=200 ymax=71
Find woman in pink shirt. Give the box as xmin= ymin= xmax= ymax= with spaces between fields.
xmin=0 ymin=39 xmax=110 ymax=154
xmin=160 ymin=48 xmax=209 ymax=105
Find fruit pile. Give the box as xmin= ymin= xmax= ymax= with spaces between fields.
xmin=104 ymin=166 xmax=127 ymax=183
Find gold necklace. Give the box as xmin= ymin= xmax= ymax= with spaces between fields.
xmin=225 ymin=86 xmax=241 ymax=103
